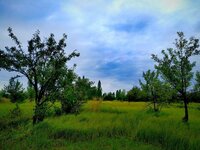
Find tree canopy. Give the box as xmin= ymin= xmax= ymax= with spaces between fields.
xmin=0 ymin=28 xmax=80 ymax=124
xmin=152 ymin=32 xmax=200 ymax=121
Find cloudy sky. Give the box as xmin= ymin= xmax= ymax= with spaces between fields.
xmin=0 ymin=0 xmax=200 ymax=92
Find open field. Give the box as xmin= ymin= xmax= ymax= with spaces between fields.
xmin=0 ymin=100 xmax=200 ymax=150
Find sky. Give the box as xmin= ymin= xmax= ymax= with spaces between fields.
xmin=0 ymin=0 xmax=200 ymax=92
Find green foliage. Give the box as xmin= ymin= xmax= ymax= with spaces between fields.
xmin=152 ymin=32 xmax=200 ymax=121
xmin=187 ymin=91 xmax=200 ymax=103
xmin=75 ymin=76 xmax=97 ymax=100
xmin=9 ymin=103 xmax=21 ymax=118
xmin=4 ymin=77 xmax=25 ymax=103
xmin=53 ymin=106 xmax=62 ymax=116
xmin=97 ymin=80 xmax=102 ymax=98
xmin=116 ymin=89 xmax=126 ymax=101
xmin=0 ymin=90 xmax=3 ymax=101
xmin=194 ymin=71 xmax=200 ymax=92
xmin=33 ymin=103 xmax=48 ymax=122
xmin=57 ymin=69 xmax=94 ymax=114
xmin=103 ymin=92 xmax=115 ymax=100
xmin=0 ymin=28 xmax=79 ymax=124
xmin=139 ymin=70 xmax=170 ymax=111
xmin=61 ymin=86 xmax=83 ymax=114
xmin=26 ymin=81 xmax=35 ymax=101
xmin=1 ymin=101 xmax=200 ymax=149
xmin=127 ymin=86 xmax=146 ymax=102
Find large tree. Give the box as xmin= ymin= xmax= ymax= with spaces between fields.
xmin=152 ymin=32 xmax=200 ymax=121
xmin=0 ymin=28 xmax=79 ymax=124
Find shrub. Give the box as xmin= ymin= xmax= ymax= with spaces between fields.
xmin=61 ymin=99 xmax=83 ymax=115
xmin=9 ymin=103 xmax=21 ymax=118
xmin=53 ymin=106 xmax=62 ymax=116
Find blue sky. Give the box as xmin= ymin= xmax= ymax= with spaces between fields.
xmin=0 ymin=0 xmax=200 ymax=92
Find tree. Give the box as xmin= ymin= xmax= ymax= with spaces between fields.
xmin=75 ymin=76 xmax=96 ymax=100
xmin=58 ymin=67 xmax=81 ymax=114
xmin=127 ymin=86 xmax=146 ymax=102
xmin=97 ymin=80 xmax=102 ymax=99
xmin=188 ymin=71 xmax=200 ymax=103
xmin=194 ymin=71 xmax=200 ymax=92
xmin=59 ymin=72 xmax=98 ymax=114
xmin=103 ymin=92 xmax=115 ymax=100
xmin=4 ymin=77 xmax=25 ymax=103
xmin=0 ymin=28 xmax=79 ymax=124
xmin=139 ymin=70 xmax=161 ymax=111
xmin=0 ymin=90 xmax=3 ymax=101
xmin=116 ymin=89 xmax=126 ymax=101
xmin=152 ymin=32 xmax=200 ymax=121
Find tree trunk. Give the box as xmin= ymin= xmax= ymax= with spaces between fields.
xmin=32 ymin=103 xmax=45 ymax=125
xmin=183 ymin=93 xmax=188 ymax=122
xmin=152 ymin=95 xmax=158 ymax=112
xmin=33 ymin=114 xmax=44 ymax=125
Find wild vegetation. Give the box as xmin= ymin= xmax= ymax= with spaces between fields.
xmin=0 ymin=100 xmax=200 ymax=150
xmin=0 ymin=29 xmax=200 ymax=149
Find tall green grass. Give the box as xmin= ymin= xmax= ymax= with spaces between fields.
xmin=0 ymin=100 xmax=200 ymax=150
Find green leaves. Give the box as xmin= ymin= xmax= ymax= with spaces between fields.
xmin=152 ymin=32 xmax=200 ymax=94
xmin=152 ymin=32 xmax=200 ymax=121
xmin=139 ymin=70 xmax=159 ymax=99
xmin=0 ymin=28 xmax=80 ymax=124
xmin=194 ymin=71 xmax=200 ymax=92
xmin=97 ymin=80 xmax=102 ymax=98
xmin=140 ymin=70 xmax=173 ymax=111
xmin=4 ymin=78 xmax=25 ymax=103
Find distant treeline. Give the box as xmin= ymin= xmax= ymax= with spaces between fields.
xmin=102 ymin=88 xmax=200 ymax=103
xmin=1 ymin=79 xmax=200 ymax=103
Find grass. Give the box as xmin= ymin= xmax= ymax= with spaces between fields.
xmin=0 ymin=100 xmax=200 ymax=150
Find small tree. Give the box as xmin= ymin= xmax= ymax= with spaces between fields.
xmin=152 ymin=32 xmax=200 ymax=121
xmin=4 ymin=77 xmax=25 ymax=103
xmin=0 ymin=28 xmax=79 ymax=124
xmin=58 ymin=68 xmax=80 ymax=114
xmin=58 ymin=70 xmax=97 ymax=114
xmin=139 ymin=70 xmax=160 ymax=111
xmin=97 ymin=80 xmax=102 ymax=99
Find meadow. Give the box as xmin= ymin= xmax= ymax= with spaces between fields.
xmin=0 ymin=100 xmax=200 ymax=150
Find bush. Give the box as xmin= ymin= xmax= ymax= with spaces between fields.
xmin=61 ymin=99 xmax=83 ymax=115
xmin=9 ymin=103 xmax=21 ymax=118
xmin=53 ymin=106 xmax=62 ymax=116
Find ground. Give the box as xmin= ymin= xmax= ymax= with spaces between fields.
xmin=0 ymin=100 xmax=200 ymax=150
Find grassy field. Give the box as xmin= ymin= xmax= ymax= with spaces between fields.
xmin=0 ymin=100 xmax=200 ymax=150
